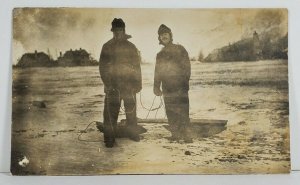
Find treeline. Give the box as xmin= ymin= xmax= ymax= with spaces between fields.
xmin=204 ymin=31 xmax=288 ymax=62
xmin=15 ymin=48 xmax=98 ymax=68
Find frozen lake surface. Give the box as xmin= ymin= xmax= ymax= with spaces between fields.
xmin=11 ymin=60 xmax=289 ymax=174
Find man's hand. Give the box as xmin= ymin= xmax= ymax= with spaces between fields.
xmin=153 ymin=87 xmax=163 ymax=96
xmin=104 ymin=86 xmax=115 ymax=94
xmin=133 ymin=86 xmax=142 ymax=94
xmin=132 ymin=86 xmax=142 ymax=94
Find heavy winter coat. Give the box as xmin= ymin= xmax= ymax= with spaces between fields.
xmin=99 ymin=37 xmax=142 ymax=93
xmin=154 ymin=43 xmax=191 ymax=93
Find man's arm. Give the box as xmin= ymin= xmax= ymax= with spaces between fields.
xmin=153 ymin=54 xmax=163 ymax=96
xmin=99 ymin=44 xmax=111 ymax=88
xmin=180 ymin=46 xmax=191 ymax=80
xmin=132 ymin=46 xmax=142 ymax=93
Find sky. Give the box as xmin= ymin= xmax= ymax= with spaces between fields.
xmin=12 ymin=8 xmax=288 ymax=64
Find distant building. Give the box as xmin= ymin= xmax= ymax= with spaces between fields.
xmin=17 ymin=50 xmax=54 ymax=68
xmin=57 ymin=48 xmax=98 ymax=67
xmin=16 ymin=48 xmax=99 ymax=68
xmin=253 ymin=31 xmax=262 ymax=60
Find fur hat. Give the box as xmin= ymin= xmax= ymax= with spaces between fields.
xmin=158 ymin=24 xmax=173 ymax=45
xmin=158 ymin=24 xmax=172 ymax=35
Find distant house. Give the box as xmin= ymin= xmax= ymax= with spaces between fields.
xmin=17 ymin=50 xmax=55 ymax=67
xmin=57 ymin=48 xmax=98 ymax=67
xmin=16 ymin=48 xmax=99 ymax=68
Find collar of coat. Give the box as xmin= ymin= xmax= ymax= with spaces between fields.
xmin=113 ymin=34 xmax=132 ymax=41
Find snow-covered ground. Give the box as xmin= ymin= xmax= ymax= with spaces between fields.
xmin=11 ymin=60 xmax=289 ymax=174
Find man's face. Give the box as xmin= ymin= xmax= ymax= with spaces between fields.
xmin=113 ymin=28 xmax=125 ymax=39
xmin=159 ymin=32 xmax=171 ymax=45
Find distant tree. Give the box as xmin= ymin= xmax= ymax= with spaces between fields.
xmin=198 ymin=50 xmax=204 ymax=62
xmin=47 ymin=48 xmax=53 ymax=60
xmin=190 ymin=57 xmax=196 ymax=61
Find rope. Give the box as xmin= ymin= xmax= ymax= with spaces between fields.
xmin=161 ymin=96 xmax=167 ymax=119
xmin=145 ymin=95 xmax=157 ymax=119
xmin=117 ymin=89 xmax=136 ymax=114
xmin=139 ymin=91 xmax=165 ymax=119
xmin=78 ymin=90 xmax=166 ymax=143
xmin=139 ymin=91 xmax=163 ymax=111
xmin=155 ymin=96 xmax=164 ymax=119
xmin=77 ymin=121 xmax=104 ymax=142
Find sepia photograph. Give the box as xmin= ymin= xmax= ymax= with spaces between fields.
xmin=11 ymin=8 xmax=289 ymax=175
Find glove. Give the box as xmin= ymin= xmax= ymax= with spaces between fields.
xmin=153 ymin=87 xmax=163 ymax=96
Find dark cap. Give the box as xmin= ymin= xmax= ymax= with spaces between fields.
xmin=111 ymin=18 xmax=125 ymax=31
xmin=158 ymin=24 xmax=172 ymax=35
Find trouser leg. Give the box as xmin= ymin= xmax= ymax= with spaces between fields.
xmin=177 ymin=91 xmax=190 ymax=126
xmin=163 ymin=92 xmax=180 ymax=140
xmin=123 ymin=93 xmax=137 ymax=126
xmin=103 ymin=90 xmax=120 ymax=143
xmin=163 ymin=90 xmax=190 ymax=140
xmin=163 ymin=92 xmax=179 ymax=126
xmin=122 ymin=92 xmax=140 ymax=141
xmin=177 ymin=90 xmax=192 ymax=142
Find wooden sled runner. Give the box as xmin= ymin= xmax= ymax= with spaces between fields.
xmin=96 ymin=118 xmax=228 ymax=139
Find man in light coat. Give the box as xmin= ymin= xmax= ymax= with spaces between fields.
xmin=154 ymin=24 xmax=192 ymax=142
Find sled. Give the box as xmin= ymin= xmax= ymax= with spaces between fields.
xmin=96 ymin=118 xmax=227 ymax=138
xmin=96 ymin=119 xmax=147 ymax=138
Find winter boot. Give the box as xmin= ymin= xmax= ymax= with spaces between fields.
xmin=168 ymin=124 xmax=181 ymax=141
xmin=181 ymin=125 xmax=193 ymax=143
xmin=126 ymin=125 xmax=140 ymax=142
xmin=104 ymin=137 xmax=115 ymax=148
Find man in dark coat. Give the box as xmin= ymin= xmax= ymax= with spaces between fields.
xmin=153 ymin=24 xmax=192 ymax=142
xmin=99 ymin=18 xmax=142 ymax=148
